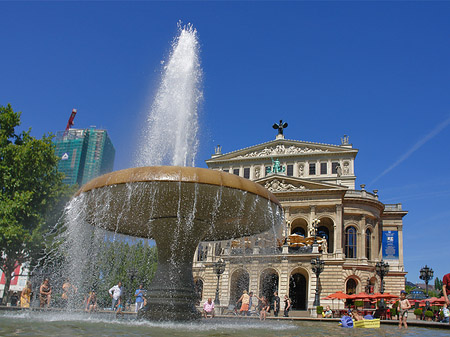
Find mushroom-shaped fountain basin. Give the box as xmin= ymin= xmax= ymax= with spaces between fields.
xmin=76 ymin=166 xmax=282 ymax=321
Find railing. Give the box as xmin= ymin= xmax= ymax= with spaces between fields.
xmin=229 ymin=245 xmax=314 ymax=256
xmin=384 ymin=203 xmax=403 ymax=211
xmin=345 ymin=190 xmax=378 ymax=200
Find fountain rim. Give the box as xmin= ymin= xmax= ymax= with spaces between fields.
xmin=75 ymin=166 xmax=280 ymax=206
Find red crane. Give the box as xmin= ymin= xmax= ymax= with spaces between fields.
xmin=65 ymin=109 xmax=77 ymax=131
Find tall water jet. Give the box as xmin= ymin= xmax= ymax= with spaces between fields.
xmin=135 ymin=23 xmax=202 ymax=167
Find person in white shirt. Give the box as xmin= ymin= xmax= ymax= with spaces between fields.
xmin=109 ymin=281 xmax=122 ymax=311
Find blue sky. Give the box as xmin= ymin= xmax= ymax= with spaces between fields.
xmin=1 ymin=1 xmax=449 ymax=284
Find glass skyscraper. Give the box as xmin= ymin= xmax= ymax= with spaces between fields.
xmin=54 ymin=128 xmax=115 ymax=186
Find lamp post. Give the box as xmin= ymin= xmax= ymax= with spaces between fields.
xmin=213 ymin=259 xmax=226 ymax=305
xmin=419 ymin=265 xmax=434 ymax=298
xmin=311 ymin=218 xmax=320 ymax=253
xmin=311 ymin=256 xmax=325 ymax=307
xmin=375 ymin=260 xmax=389 ymax=308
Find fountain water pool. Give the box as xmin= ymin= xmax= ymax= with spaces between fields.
xmin=1 ymin=311 xmax=447 ymax=337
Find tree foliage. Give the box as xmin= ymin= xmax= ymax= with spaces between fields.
xmin=0 ymin=104 xmax=74 ymax=303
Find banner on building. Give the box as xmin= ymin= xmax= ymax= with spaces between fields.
xmin=382 ymin=231 xmax=399 ymax=259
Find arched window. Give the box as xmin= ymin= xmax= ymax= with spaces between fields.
xmin=365 ymin=229 xmax=371 ymax=260
xmin=346 ymin=278 xmax=357 ymax=295
xmin=345 ymin=226 xmax=357 ymax=258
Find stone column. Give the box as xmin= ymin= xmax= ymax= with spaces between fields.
xmin=335 ymin=204 xmax=343 ymax=254
xmin=309 ymin=206 xmax=316 ymax=237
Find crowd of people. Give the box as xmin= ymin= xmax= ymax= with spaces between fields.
xmin=3 ymin=271 xmax=449 ymax=325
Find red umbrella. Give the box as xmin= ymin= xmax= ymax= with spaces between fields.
xmin=372 ymin=292 xmax=398 ymax=299
xmin=420 ymin=297 xmax=445 ymax=305
xmin=325 ymin=291 xmax=352 ymax=300
xmin=348 ymin=292 xmax=373 ymax=300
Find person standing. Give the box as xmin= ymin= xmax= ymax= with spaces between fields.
xmin=441 ymin=303 xmax=450 ymax=323
xmin=39 ymin=278 xmax=52 ymax=308
xmin=283 ymin=295 xmax=291 ymax=317
xmin=398 ymin=290 xmax=411 ymax=329
xmin=443 ymin=273 xmax=450 ymax=325
xmin=273 ymin=291 xmax=280 ymax=317
xmin=20 ymin=281 xmax=32 ymax=308
xmin=61 ymin=279 xmax=77 ymax=308
xmin=134 ymin=284 xmax=145 ymax=313
xmin=109 ymin=281 xmax=122 ymax=311
xmin=237 ymin=290 xmax=250 ymax=316
xmin=247 ymin=291 xmax=254 ymax=316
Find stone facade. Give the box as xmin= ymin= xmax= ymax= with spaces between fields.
xmin=193 ymin=134 xmax=407 ymax=315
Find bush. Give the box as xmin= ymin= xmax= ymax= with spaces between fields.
xmin=354 ymin=300 xmax=364 ymax=308
xmin=316 ymin=306 xmax=323 ymax=314
xmin=424 ymin=310 xmax=434 ymax=318
xmin=414 ymin=308 xmax=423 ymax=316
xmin=390 ymin=307 xmax=397 ymax=316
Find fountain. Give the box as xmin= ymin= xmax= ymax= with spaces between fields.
xmin=75 ymin=166 xmax=281 ymax=320
xmin=68 ymin=23 xmax=283 ymax=321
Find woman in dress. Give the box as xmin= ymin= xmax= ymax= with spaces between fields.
xmin=20 ymin=281 xmax=32 ymax=308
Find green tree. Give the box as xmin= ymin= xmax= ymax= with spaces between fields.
xmin=435 ymin=277 xmax=443 ymax=291
xmin=0 ymin=104 xmax=73 ymax=304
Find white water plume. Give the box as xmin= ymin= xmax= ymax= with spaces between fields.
xmin=135 ymin=22 xmax=203 ymax=167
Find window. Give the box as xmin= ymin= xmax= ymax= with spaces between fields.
xmin=346 ymin=278 xmax=357 ymax=295
xmin=287 ymin=164 xmax=293 ymax=176
xmin=223 ymin=169 xmax=229 ymax=173
xmin=233 ymin=168 xmax=240 ymax=176
xmin=309 ymin=163 xmax=316 ymax=175
xmin=320 ymin=162 xmax=327 ymax=175
xmin=265 ymin=166 xmax=271 ymax=175
xmin=332 ymin=162 xmax=339 ymax=174
xmin=345 ymin=226 xmax=357 ymax=258
xmin=365 ymin=229 xmax=371 ymax=260
xmin=243 ymin=167 xmax=250 ymax=179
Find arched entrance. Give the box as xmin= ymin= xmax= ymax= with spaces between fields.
xmin=260 ymin=268 xmax=279 ymax=308
xmin=289 ymin=270 xmax=308 ymax=310
xmin=346 ymin=278 xmax=358 ymax=295
xmin=290 ymin=218 xmax=307 ymax=236
xmin=318 ymin=217 xmax=334 ymax=253
xmin=230 ymin=269 xmax=250 ymax=304
xmin=194 ymin=278 xmax=203 ymax=305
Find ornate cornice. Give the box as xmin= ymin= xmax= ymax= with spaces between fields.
xmin=264 ymin=179 xmax=306 ymax=192
xmin=236 ymin=144 xmax=329 ymax=159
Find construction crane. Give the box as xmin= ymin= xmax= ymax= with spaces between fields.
xmin=65 ymin=108 xmax=77 ymax=131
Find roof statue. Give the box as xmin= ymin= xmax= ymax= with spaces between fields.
xmin=273 ymin=120 xmax=288 ymax=137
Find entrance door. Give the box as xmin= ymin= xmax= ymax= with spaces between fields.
xmin=289 ymin=273 xmax=307 ymax=310
xmin=260 ymin=269 xmax=279 ymax=309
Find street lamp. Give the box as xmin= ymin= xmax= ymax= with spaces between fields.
xmin=311 ymin=218 xmax=321 ymax=253
xmin=213 ymin=259 xmax=226 ymax=305
xmin=311 ymin=256 xmax=325 ymax=307
xmin=419 ymin=265 xmax=434 ymax=298
xmin=375 ymin=260 xmax=389 ymax=308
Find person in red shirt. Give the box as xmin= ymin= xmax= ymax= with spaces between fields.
xmin=444 ymin=273 xmax=450 ymax=325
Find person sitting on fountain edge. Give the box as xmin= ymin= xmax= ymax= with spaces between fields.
xmin=203 ymin=298 xmax=215 ymax=318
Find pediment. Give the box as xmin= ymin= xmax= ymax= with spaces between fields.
xmin=255 ymin=175 xmax=348 ymax=193
xmin=207 ymin=139 xmax=357 ymax=163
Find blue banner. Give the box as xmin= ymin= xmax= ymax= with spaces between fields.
xmin=382 ymin=231 xmax=399 ymax=259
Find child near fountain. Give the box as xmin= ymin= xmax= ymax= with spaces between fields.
xmin=398 ymin=290 xmax=411 ymax=329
